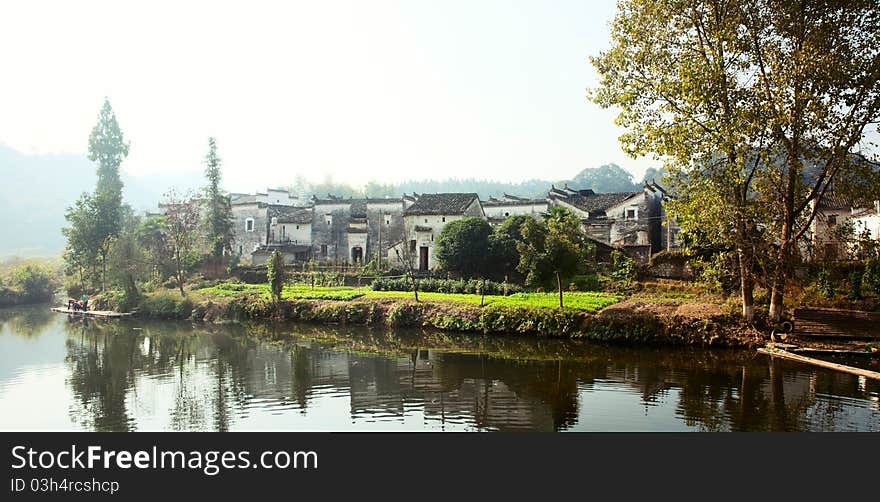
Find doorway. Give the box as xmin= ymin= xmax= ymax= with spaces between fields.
xmin=352 ymin=246 xmax=363 ymax=264
xmin=419 ymin=246 xmax=429 ymax=271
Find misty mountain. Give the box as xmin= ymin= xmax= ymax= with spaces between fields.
xmin=0 ymin=145 xmax=202 ymax=257
xmin=0 ymin=145 xmax=654 ymax=257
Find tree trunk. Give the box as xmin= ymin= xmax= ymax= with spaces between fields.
xmin=101 ymin=250 xmax=107 ymax=292
xmin=556 ymin=271 xmax=563 ymax=309
xmin=738 ymin=249 xmax=755 ymax=321
xmin=768 ymin=274 xmax=785 ymax=322
xmin=769 ymin=238 xmax=791 ymax=322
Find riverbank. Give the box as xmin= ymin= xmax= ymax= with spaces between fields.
xmin=90 ymin=284 xmax=765 ymax=348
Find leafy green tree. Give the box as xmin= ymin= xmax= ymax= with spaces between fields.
xmin=202 ymin=138 xmax=234 ymax=271
xmin=435 ymin=217 xmax=493 ymax=277
xmin=87 ymin=98 xmax=130 ymax=291
xmin=569 ymin=163 xmax=639 ymax=193
xmin=591 ymin=0 xmax=880 ymax=321
xmin=267 ymin=250 xmax=288 ymax=305
xmin=62 ymin=193 xmax=100 ymax=293
xmin=488 ymin=215 xmax=532 ymax=280
xmin=107 ymin=208 xmax=148 ymax=308
xmin=517 ymin=207 xmax=593 ymax=308
xmin=137 ymin=215 xmax=171 ymax=283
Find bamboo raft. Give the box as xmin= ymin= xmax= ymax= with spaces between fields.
xmin=758 ymin=347 xmax=880 ymax=381
xmin=51 ymin=307 xmax=133 ymax=319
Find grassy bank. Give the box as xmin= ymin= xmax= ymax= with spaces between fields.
xmin=0 ymin=259 xmax=60 ymax=308
xmin=93 ymin=282 xmax=761 ymax=348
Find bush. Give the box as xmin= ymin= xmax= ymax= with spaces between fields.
xmin=568 ymin=274 xmax=600 ymax=292
xmin=865 ymin=258 xmax=880 ymax=296
xmin=371 ymin=277 xmax=522 ymax=296
xmin=140 ymin=292 xmax=194 ymax=319
xmin=0 ymin=261 xmax=59 ymax=307
xmin=817 ymin=269 xmax=837 ymax=299
xmin=848 ymin=271 xmax=863 ymax=300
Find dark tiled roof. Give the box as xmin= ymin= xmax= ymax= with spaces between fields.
xmin=270 ymin=206 xmax=312 ymax=224
xmin=404 ymin=193 xmax=479 ymax=216
xmin=231 ymin=194 xmax=258 ymax=205
xmin=350 ymin=200 xmax=367 ymax=218
xmin=550 ymin=191 xmax=641 ymax=213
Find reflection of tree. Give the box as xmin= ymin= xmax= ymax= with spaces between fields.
xmin=290 ymin=345 xmax=312 ymax=411
xmin=0 ymin=305 xmax=54 ymax=338
xmin=65 ymin=322 xmax=139 ymax=431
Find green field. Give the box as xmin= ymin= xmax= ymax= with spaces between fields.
xmin=198 ymin=282 xmax=620 ymax=312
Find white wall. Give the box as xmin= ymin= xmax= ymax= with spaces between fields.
xmin=483 ymin=202 xmax=547 ymax=220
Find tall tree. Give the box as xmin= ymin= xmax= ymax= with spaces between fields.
xmin=162 ymin=190 xmax=201 ymax=297
xmin=517 ymin=207 xmax=592 ymax=308
xmin=741 ymin=1 xmax=880 ymax=320
xmin=87 ymin=98 xmax=130 ymax=290
xmin=591 ymin=0 xmax=880 ymax=321
xmin=267 ymin=250 xmax=288 ymax=306
xmin=202 ymin=137 xmax=234 ymax=268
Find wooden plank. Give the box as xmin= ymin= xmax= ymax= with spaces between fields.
xmin=758 ymin=347 xmax=880 ymax=381
xmin=50 ymin=307 xmax=133 ymax=318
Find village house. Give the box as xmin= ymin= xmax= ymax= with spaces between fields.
xmin=230 ymin=188 xmax=304 ymax=262
xmin=807 ymin=195 xmax=856 ymax=261
xmin=482 ymin=194 xmax=548 ymax=225
xmin=310 ymin=195 xmax=408 ymax=265
xmin=251 ymin=206 xmax=313 ymax=265
xmin=391 ymin=193 xmax=484 ymax=271
xmin=547 ymin=182 xmax=667 ymax=263
xmin=852 ymin=201 xmax=880 ymax=244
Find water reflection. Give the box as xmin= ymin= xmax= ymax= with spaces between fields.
xmin=0 ymin=305 xmax=878 ymax=431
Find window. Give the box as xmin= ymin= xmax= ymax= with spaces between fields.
xmin=325 ymin=215 xmax=333 ymax=226
xmin=504 ymin=212 xmax=509 ymax=217
xmin=295 ymin=225 xmax=300 ymax=230
xmin=442 ymin=217 xmax=446 ymax=222
xmin=625 ymin=207 xmax=638 ymax=220
xmin=425 ymin=218 xmax=428 ymax=224
xmin=827 ymin=215 xmax=838 ymax=226
xmin=320 ymin=244 xmax=328 ymax=257
xmin=245 ymin=218 xmax=255 ymax=232
xmin=384 ymin=215 xmax=391 ymax=225
xmin=238 ymin=245 xmax=242 ymax=255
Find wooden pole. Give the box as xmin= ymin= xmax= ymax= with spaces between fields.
xmin=758 ymin=347 xmax=880 ymax=381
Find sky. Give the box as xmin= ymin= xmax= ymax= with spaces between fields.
xmin=0 ymin=0 xmax=656 ymax=193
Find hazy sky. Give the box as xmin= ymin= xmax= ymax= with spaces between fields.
xmin=0 ymin=0 xmax=656 ymax=192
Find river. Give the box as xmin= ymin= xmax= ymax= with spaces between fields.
xmin=1 ymin=304 xmax=878 ymax=431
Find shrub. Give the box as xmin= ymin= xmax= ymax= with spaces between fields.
xmin=371 ymin=277 xmax=521 ymax=296
xmin=848 ymin=270 xmax=863 ymax=300
xmin=0 ymin=261 xmax=59 ymax=307
xmin=865 ymin=258 xmax=880 ymax=296
xmin=817 ymin=269 xmax=837 ymax=299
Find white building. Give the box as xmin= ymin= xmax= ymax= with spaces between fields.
xmin=391 ymin=193 xmax=485 ymax=271
xmin=482 ymin=194 xmax=548 ymax=225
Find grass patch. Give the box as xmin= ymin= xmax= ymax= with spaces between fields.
xmin=199 ymin=282 xmax=620 ymax=312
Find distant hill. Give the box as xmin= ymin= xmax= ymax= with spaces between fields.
xmin=0 ymin=145 xmax=654 ymax=257
xmin=0 ymin=145 xmax=202 ymax=258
